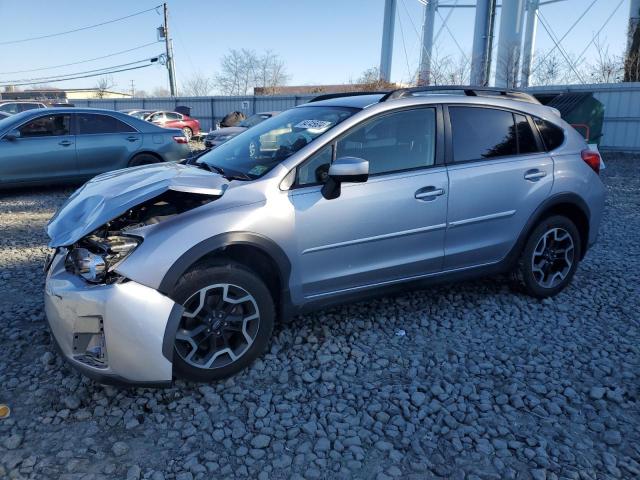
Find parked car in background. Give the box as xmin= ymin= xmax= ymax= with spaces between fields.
xmin=0 ymin=107 xmax=190 ymax=188
xmin=0 ymin=101 xmax=47 ymax=115
xmin=120 ymin=109 xmax=156 ymax=120
xmin=205 ymin=111 xmax=280 ymax=148
xmin=146 ymin=110 xmax=200 ymax=140
xmin=43 ymin=87 xmax=605 ymax=385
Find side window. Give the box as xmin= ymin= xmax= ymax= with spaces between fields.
xmin=165 ymin=112 xmax=181 ymax=120
xmin=296 ymin=145 xmax=332 ymax=186
xmin=534 ymin=117 xmax=564 ymax=151
xmin=0 ymin=104 xmax=18 ymax=114
xmin=76 ymin=114 xmax=136 ymax=134
xmin=19 ymin=103 xmax=39 ymax=112
xmin=449 ymin=107 xmax=517 ymax=162
xmin=149 ymin=113 xmax=165 ymax=122
xmin=336 ymin=108 xmax=437 ymax=175
xmin=515 ymin=114 xmax=540 ymax=154
xmin=19 ymin=114 xmax=70 ymax=138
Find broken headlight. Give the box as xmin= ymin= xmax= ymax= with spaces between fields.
xmin=65 ymin=235 xmax=141 ymax=283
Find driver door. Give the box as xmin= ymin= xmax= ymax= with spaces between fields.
xmin=289 ymin=107 xmax=449 ymax=300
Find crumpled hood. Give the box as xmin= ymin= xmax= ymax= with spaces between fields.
xmin=47 ymin=162 xmax=229 ymax=247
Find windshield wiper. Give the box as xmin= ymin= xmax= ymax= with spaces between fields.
xmin=197 ymin=162 xmax=252 ymax=181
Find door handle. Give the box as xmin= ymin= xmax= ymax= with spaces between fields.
xmin=126 ymin=136 xmax=140 ymax=142
xmin=415 ymin=186 xmax=445 ymax=201
xmin=524 ymin=169 xmax=547 ymax=181
xmin=58 ymin=140 xmax=73 ymax=146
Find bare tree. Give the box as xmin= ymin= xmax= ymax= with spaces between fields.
xmin=151 ymin=86 xmax=171 ymax=97
xmin=531 ymin=49 xmax=566 ymax=86
xmin=588 ymin=37 xmax=623 ymax=83
xmin=254 ymin=50 xmax=290 ymax=95
xmin=182 ymin=72 xmax=215 ymax=96
xmin=94 ymin=75 xmax=115 ymax=98
xmin=133 ymin=89 xmax=148 ymax=98
xmin=351 ymin=66 xmax=397 ymax=91
xmin=215 ymin=49 xmax=258 ymax=96
xmin=215 ymin=49 xmax=290 ymax=95
xmin=419 ymin=52 xmax=470 ymax=86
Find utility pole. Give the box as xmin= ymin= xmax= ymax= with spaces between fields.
xmin=162 ymin=3 xmax=177 ymax=96
xmin=625 ymin=0 xmax=640 ymax=81
xmin=417 ymin=0 xmax=438 ymax=85
xmin=470 ymin=0 xmax=497 ymax=86
xmin=130 ymin=80 xmax=135 ymax=97
xmin=520 ymin=0 xmax=539 ymax=88
xmin=379 ymin=0 xmax=397 ymax=83
xmin=495 ymin=0 xmax=526 ymax=87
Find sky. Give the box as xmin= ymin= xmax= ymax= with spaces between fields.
xmin=0 ymin=0 xmax=631 ymax=94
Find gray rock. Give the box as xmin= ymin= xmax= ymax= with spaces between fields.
xmin=603 ymin=430 xmax=622 ymax=446
xmin=3 ymin=434 xmax=23 ymax=450
xmin=112 ymin=441 xmax=129 ymax=457
xmin=251 ymin=434 xmax=271 ymax=449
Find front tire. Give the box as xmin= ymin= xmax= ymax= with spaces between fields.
xmin=515 ymin=215 xmax=582 ymax=298
xmin=128 ymin=153 xmax=160 ymax=167
xmin=171 ymin=262 xmax=275 ymax=382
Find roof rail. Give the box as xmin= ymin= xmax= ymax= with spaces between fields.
xmin=308 ymin=91 xmax=389 ymax=103
xmin=379 ymin=86 xmax=541 ymax=105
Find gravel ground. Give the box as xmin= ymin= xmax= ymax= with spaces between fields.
xmin=0 ymin=154 xmax=638 ymax=480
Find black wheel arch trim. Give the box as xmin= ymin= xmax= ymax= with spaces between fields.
xmin=505 ymin=192 xmax=591 ymax=267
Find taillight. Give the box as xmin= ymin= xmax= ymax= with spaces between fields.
xmin=173 ymin=136 xmax=188 ymax=144
xmin=581 ymin=149 xmax=600 ymax=175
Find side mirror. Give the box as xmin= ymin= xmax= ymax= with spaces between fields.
xmin=4 ymin=130 xmax=20 ymax=141
xmin=321 ymin=156 xmax=369 ymax=200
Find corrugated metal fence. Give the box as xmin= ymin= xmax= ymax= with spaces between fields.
xmin=72 ymin=95 xmax=316 ymax=133
xmin=73 ymin=83 xmax=640 ymax=151
xmin=527 ymin=83 xmax=640 ymax=152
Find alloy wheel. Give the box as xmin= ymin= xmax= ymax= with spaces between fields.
xmin=531 ymin=227 xmax=575 ymax=289
xmin=175 ymin=283 xmax=260 ymax=370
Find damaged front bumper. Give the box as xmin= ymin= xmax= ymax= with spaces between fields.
xmin=44 ymin=251 xmax=183 ymax=387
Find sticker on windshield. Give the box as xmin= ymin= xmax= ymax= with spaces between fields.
xmin=248 ymin=164 xmax=269 ymax=176
xmin=294 ymin=120 xmax=333 ymax=130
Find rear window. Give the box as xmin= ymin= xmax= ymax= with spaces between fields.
xmin=534 ymin=117 xmax=564 ymax=151
xmin=76 ymin=114 xmax=136 ymax=134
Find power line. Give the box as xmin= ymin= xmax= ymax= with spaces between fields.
xmin=0 ymin=57 xmax=160 ymax=84
xmin=536 ymin=11 xmax=585 ymax=83
xmin=0 ymin=5 xmax=161 ymax=46
xmin=0 ymin=64 xmax=156 ymax=87
xmin=535 ymin=0 xmax=598 ymax=67
xmin=0 ymin=42 xmax=158 ymax=75
xmin=436 ymin=9 xmax=469 ymax=62
xmin=396 ymin=4 xmax=415 ymax=82
xmin=574 ymin=0 xmax=625 ymax=67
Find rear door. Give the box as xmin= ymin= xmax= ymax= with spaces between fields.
xmin=0 ymin=113 xmax=75 ymax=185
xmin=444 ymin=105 xmax=553 ymax=269
xmin=74 ymin=113 xmax=141 ymax=176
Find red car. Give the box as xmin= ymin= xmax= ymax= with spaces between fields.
xmin=145 ymin=111 xmax=200 ymax=140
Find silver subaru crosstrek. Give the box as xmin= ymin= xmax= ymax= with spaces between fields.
xmin=44 ymin=87 xmax=605 ymax=386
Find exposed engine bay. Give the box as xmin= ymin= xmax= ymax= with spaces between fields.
xmin=63 ymin=191 xmax=216 ymax=284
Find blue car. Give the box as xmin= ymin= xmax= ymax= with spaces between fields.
xmin=0 ymin=107 xmax=190 ymax=188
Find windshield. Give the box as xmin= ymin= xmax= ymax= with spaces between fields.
xmin=198 ymin=106 xmax=358 ymax=179
xmin=238 ymin=114 xmax=271 ymax=128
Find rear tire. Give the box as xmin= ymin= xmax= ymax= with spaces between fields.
xmin=128 ymin=153 xmax=160 ymax=167
xmin=171 ymin=262 xmax=275 ymax=382
xmin=182 ymin=127 xmax=193 ymax=141
xmin=515 ymin=215 xmax=582 ymax=298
